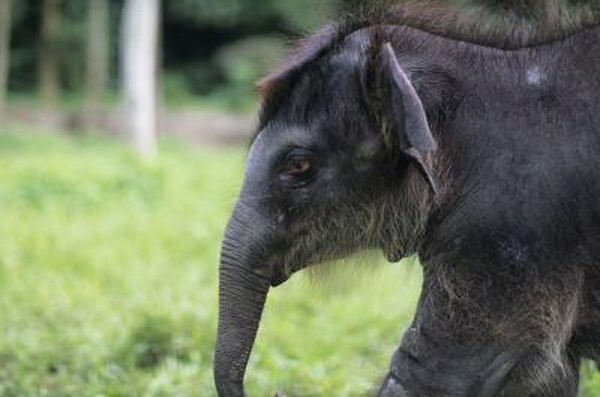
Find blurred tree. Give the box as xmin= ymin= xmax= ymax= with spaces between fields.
xmin=84 ymin=0 xmax=109 ymax=130
xmin=60 ymin=1 xmax=88 ymax=92
xmin=0 ymin=0 xmax=10 ymax=117
xmin=122 ymin=0 xmax=160 ymax=158
xmin=39 ymin=0 xmax=61 ymax=103
xmin=8 ymin=0 xmax=38 ymax=92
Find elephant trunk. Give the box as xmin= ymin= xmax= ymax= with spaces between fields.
xmin=214 ymin=206 xmax=273 ymax=397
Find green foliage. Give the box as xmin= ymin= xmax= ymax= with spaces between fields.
xmin=167 ymin=0 xmax=340 ymax=31
xmin=209 ymin=36 xmax=287 ymax=109
xmin=162 ymin=35 xmax=289 ymax=110
xmin=0 ymin=127 xmax=599 ymax=396
xmin=0 ymin=126 xmax=418 ymax=396
xmin=58 ymin=1 xmax=88 ymax=91
xmin=9 ymin=0 xmax=342 ymax=105
xmin=214 ymin=36 xmax=287 ymax=86
xmin=269 ymin=0 xmax=341 ymax=31
xmin=162 ymin=0 xmax=342 ymax=108
xmin=584 ymin=363 xmax=600 ymax=395
xmin=167 ymin=0 xmax=271 ymax=27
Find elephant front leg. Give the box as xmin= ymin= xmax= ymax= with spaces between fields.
xmin=378 ymin=260 xmax=584 ymax=397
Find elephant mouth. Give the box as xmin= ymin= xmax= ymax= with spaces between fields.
xmin=271 ymin=263 xmax=292 ymax=286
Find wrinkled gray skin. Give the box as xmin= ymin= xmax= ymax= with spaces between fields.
xmin=214 ymin=23 xmax=600 ymax=397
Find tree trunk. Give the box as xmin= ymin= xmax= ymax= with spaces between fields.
xmin=84 ymin=0 xmax=109 ymax=131
xmin=0 ymin=0 xmax=10 ymax=117
xmin=39 ymin=0 xmax=60 ymax=103
xmin=121 ymin=0 xmax=160 ymax=158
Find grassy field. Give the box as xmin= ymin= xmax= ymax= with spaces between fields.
xmin=0 ymin=127 xmax=598 ymax=396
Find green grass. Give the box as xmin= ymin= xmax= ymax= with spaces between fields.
xmin=0 ymin=126 xmax=598 ymax=396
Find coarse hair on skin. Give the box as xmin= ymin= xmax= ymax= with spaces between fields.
xmin=280 ymin=162 xmax=433 ymax=283
xmin=342 ymin=0 xmax=600 ymax=49
xmin=255 ymin=0 xmax=600 ymax=129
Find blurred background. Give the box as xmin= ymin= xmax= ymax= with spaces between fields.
xmin=1 ymin=1 xmax=599 ymax=396
xmin=0 ymin=0 xmax=355 ymax=149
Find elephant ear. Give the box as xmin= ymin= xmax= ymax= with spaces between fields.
xmin=381 ymin=43 xmax=438 ymax=195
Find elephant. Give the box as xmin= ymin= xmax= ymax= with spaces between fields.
xmin=214 ymin=1 xmax=600 ymax=396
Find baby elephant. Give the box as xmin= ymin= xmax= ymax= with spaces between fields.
xmin=214 ymin=1 xmax=600 ymax=396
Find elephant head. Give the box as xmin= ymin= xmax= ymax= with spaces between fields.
xmin=214 ymin=27 xmax=441 ymax=396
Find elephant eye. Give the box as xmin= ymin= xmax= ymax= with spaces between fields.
xmin=284 ymin=158 xmax=312 ymax=176
xmin=279 ymin=151 xmax=315 ymax=183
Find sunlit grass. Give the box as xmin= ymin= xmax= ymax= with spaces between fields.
xmin=0 ymin=126 xmax=598 ymax=396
